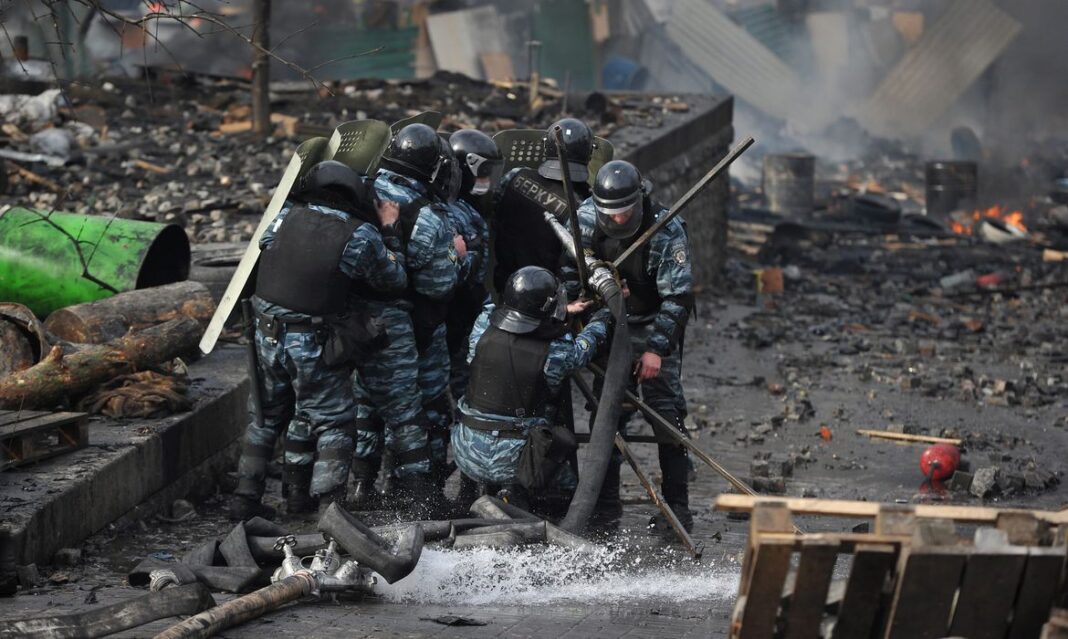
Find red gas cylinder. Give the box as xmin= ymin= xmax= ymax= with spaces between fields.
xmin=920 ymin=444 xmax=960 ymax=481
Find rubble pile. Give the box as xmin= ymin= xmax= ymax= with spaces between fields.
xmin=0 ymin=74 xmax=692 ymax=244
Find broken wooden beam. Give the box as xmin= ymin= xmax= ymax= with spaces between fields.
xmin=856 ymin=429 xmax=962 ymax=446
xmin=0 ymin=317 xmax=202 ymax=410
xmin=44 ymin=281 xmax=216 ymax=343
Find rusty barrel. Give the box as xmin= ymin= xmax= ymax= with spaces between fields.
xmin=926 ymin=160 xmax=977 ymax=217
xmin=763 ymin=153 xmax=814 ymax=216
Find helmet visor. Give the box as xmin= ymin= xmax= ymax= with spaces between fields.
xmin=595 ymin=202 xmax=641 ymax=239
xmin=541 ymin=281 xmax=568 ymax=323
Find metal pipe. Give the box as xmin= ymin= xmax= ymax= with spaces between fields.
xmin=152 ymin=574 xmax=315 ymax=639
xmin=611 ymin=136 xmax=755 ymax=268
xmin=0 ymin=207 xmax=190 ymax=317
xmin=615 ymin=434 xmax=702 ymax=559
xmin=0 ymin=583 xmax=215 ymax=639
xmin=587 ymin=363 xmax=756 ymax=497
xmin=551 ymin=125 xmax=589 ymax=295
xmin=571 ymin=373 xmax=701 ymax=558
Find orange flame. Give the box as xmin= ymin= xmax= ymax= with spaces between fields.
xmin=949 ymin=205 xmax=1026 ymax=235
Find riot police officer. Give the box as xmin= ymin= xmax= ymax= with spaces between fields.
xmin=230 ymin=160 xmax=407 ymax=519
xmin=453 ymin=266 xmax=611 ymax=507
xmin=349 ymin=123 xmax=463 ymax=512
xmin=493 ymin=118 xmax=593 ymax=294
xmin=569 ymin=160 xmax=695 ymax=528
xmin=445 ymin=129 xmax=500 ymax=400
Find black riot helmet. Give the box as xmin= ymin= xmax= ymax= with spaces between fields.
xmin=491 ymin=266 xmax=568 ymax=334
xmin=296 ymin=160 xmax=373 ymax=213
xmin=593 ymin=160 xmax=644 ymax=240
xmin=450 ymin=129 xmax=502 ymax=196
xmin=431 ymin=135 xmax=462 ymax=202
xmin=539 ymin=118 xmax=593 ymax=182
xmin=382 ymin=123 xmax=448 ymax=185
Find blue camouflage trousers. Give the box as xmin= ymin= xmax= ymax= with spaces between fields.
xmin=418 ymin=323 xmax=452 ymax=471
xmin=352 ymin=305 xmax=432 ymax=478
xmin=236 ymin=325 xmax=355 ymax=500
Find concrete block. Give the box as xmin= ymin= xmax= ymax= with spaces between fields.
xmin=970 ymin=466 xmax=998 ymax=498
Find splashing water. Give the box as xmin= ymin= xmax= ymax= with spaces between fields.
xmin=374 ymin=544 xmax=739 ymax=606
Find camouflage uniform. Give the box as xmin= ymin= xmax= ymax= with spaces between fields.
xmin=235 ymin=202 xmax=407 ymax=501
xmin=444 ymin=196 xmax=490 ymax=400
xmin=354 ymin=169 xmax=460 ymax=479
xmin=567 ymin=199 xmax=694 ymax=514
xmin=452 ymin=303 xmax=611 ymax=486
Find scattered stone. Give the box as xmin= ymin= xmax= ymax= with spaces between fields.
xmin=53 ymin=547 xmax=82 ymax=567
xmin=749 ymin=459 xmax=769 ymax=478
xmin=970 ymin=467 xmax=999 ymax=498
xmin=948 ymin=470 xmax=973 ymax=493
xmin=750 ymin=476 xmax=786 ymax=494
xmin=171 ymin=499 xmax=197 ymax=520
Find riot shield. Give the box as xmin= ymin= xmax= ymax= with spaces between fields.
xmin=329 ymin=119 xmax=393 ymax=175
xmin=390 ymin=111 xmax=443 ymax=134
xmin=587 ymin=136 xmax=615 ymax=186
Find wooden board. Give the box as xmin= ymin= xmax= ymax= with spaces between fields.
xmin=1 ymin=410 xmax=89 ymax=471
xmin=1008 ymin=548 xmax=1067 ymax=639
xmin=948 ymin=548 xmax=1029 ymax=638
xmin=738 ymin=538 xmax=793 ymax=639
xmin=783 ymin=540 xmax=839 ymax=639
xmin=884 ymin=548 xmax=968 ymax=639
xmin=832 ymin=544 xmax=897 ymax=639
xmin=715 ymin=494 xmax=1068 ymax=526
xmin=479 ymin=52 xmax=514 ymax=83
xmin=426 ymin=6 xmax=506 ymax=80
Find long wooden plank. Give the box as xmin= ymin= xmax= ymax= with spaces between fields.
xmin=949 ymin=549 xmax=1029 ymax=638
xmin=738 ymin=539 xmax=793 ymax=639
xmin=715 ymin=494 xmax=1068 ymax=525
xmin=0 ymin=412 xmax=87 ymax=437
xmin=832 ymin=544 xmax=897 ymax=639
xmin=757 ymin=532 xmax=908 ymax=553
xmin=783 ymin=540 xmax=839 ymax=639
xmin=856 ymin=430 xmax=962 ymax=446
xmin=0 ymin=410 xmax=50 ymax=428
xmin=884 ymin=548 xmax=968 ymax=639
xmin=1008 ymin=548 xmax=1067 ymax=639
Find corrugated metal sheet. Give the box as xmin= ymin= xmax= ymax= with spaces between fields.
xmin=856 ymin=0 xmax=1021 ymax=137
xmin=664 ymin=0 xmax=810 ymax=124
xmin=727 ymin=4 xmax=790 ymax=62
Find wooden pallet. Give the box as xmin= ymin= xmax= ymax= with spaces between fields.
xmin=0 ymin=409 xmax=89 ymax=471
xmin=717 ymin=495 xmax=1068 ymax=639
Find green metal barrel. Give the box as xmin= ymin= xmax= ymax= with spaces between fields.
xmin=0 ymin=207 xmax=190 ymax=317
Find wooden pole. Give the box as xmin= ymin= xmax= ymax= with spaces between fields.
xmin=0 ymin=318 xmax=202 ymax=410
xmin=44 ymin=281 xmax=216 ymax=343
xmin=251 ymin=0 xmax=272 ymax=138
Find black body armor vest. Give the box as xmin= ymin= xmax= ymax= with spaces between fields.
xmin=466 ymin=325 xmax=553 ymax=418
xmin=593 ymin=204 xmax=660 ymax=318
xmin=494 ymin=168 xmax=589 ymax=293
xmin=256 ymin=206 xmax=362 ymax=315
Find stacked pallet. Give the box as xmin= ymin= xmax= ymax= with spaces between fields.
xmin=0 ymin=409 xmax=88 ymax=471
xmin=716 ymin=495 xmax=1068 ymax=639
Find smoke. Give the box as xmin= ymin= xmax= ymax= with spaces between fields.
xmin=637 ymin=0 xmax=1066 ymax=172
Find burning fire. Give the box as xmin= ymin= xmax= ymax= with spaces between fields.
xmin=950 ymin=205 xmax=1026 ymax=235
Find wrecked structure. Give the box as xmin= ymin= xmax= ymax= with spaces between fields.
xmin=1 ymin=0 xmax=1067 ymax=637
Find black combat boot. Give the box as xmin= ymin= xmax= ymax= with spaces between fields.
xmin=656 ymin=442 xmax=693 ymax=532
xmin=228 ymin=494 xmax=276 ymax=522
xmin=316 ymin=484 xmax=348 ymax=514
xmin=283 ymin=464 xmax=318 ymax=515
xmin=348 ymin=458 xmax=380 ymax=511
